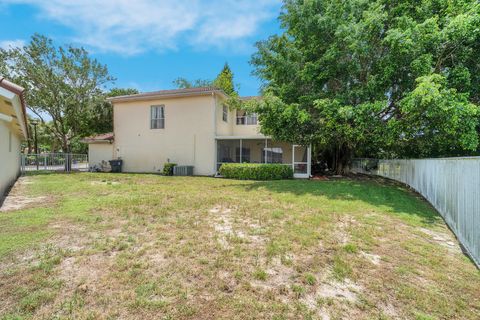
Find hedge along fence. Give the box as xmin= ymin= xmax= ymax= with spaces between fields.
xmin=351 ymin=157 xmax=480 ymax=268
xmin=219 ymin=163 xmax=294 ymax=180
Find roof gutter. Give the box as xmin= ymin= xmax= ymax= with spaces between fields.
xmin=107 ymin=90 xmax=229 ymax=103
xmin=81 ymin=139 xmax=113 ymax=144
xmin=0 ymin=112 xmax=14 ymax=123
xmin=0 ymin=77 xmax=29 ymax=139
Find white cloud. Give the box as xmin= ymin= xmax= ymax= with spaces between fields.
xmin=0 ymin=39 xmax=26 ymax=49
xmin=2 ymin=0 xmax=280 ymax=55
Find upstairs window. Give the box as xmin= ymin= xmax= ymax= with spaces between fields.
xmin=222 ymin=105 xmax=228 ymax=122
xmin=236 ymin=110 xmax=258 ymax=125
xmin=151 ymin=105 xmax=165 ymax=129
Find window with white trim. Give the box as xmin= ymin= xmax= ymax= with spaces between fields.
xmin=236 ymin=109 xmax=258 ymax=125
xmin=222 ymin=105 xmax=228 ymax=122
xmin=151 ymin=105 xmax=165 ymax=129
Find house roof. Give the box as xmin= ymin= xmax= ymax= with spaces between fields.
xmin=240 ymin=96 xmax=261 ymax=101
xmin=0 ymin=77 xmax=29 ymax=139
xmin=81 ymin=132 xmax=114 ymax=143
xmin=107 ymin=87 xmax=229 ymax=103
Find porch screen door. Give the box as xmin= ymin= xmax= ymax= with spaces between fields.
xmin=292 ymin=145 xmax=310 ymax=178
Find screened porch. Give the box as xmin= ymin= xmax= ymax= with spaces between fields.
xmin=216 ymin=138 xmax=311 ymax=178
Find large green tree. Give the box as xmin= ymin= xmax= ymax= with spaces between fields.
xmin=0 ymin=49 xmax=8 ymax=75
xmin=2 ymin=34 xmax=114 ymax=152
xmin=173 ymin=63 xmax=237 ymax=95
xmin=250 ymin=0 xmax=480 ymax=173
xmin=173 ymin=77 xmax=213 ymax=89
xmin=213 ymin=63 xmax=236 ymax=96
xmin=24 ymin=87 xmax=138 ymax=154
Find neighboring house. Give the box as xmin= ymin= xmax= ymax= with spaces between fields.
xmin=84 ymin=87 xmax=311 ymax=178
xmin=82 ymin=132 xmax=114 ymax=168
xmin=0 ymin=78 xmax=28 ymax=199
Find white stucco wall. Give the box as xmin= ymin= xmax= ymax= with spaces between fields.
xmin=88 ymin=143 xmax=114 ymax=167
xmin=215 ymin=96 xmax=233 ymax=136
xmin=0 ymin=121 xmax=21 ymax=197
xmin=113 ymin=95 xmax=217 ymax=175
xmin=214 ymin=97 xmax=264 ymax=138
xmin=232 ymin=120 xmax=263 ymax=137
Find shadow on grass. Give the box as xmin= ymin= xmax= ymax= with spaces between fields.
xmin=21 ymin=171 xmax=440 ymax=225
xmin=235 ymin=178 xmax=440 ymax=225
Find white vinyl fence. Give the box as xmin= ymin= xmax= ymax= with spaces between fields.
xmin=21 ymin=153 xmax=89 ymax=172
xmin=351 ymin=157 xmax=480 ymax=268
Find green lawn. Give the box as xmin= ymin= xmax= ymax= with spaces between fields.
xmin=0 ymin=173 xmax=478 ymax=319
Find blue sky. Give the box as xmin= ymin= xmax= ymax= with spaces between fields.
xmin=0 ymin=0 xmax=283 ymax=96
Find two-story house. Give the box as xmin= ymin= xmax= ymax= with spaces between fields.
xmin=84 ymin=87 xmax=311 ymax=178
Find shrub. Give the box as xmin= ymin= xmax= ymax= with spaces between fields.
xmin=219 ymin=163 xmax=293 ymax=180
xmin=163 ymin=163 xmax=177 ymax=176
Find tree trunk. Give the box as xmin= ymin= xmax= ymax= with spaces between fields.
xmin=62 ymin=137 xmax=72 ymax=172
xmin=333 ymin=144 xmax=351 ymax=175
xmin=61 ymin=136 xmax=69 ymax=153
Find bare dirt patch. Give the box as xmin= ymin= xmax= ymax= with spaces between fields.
xmin=361 ymin=251 xmax=381 ymax=265
xmin=379 ymin=302 xmax=399 ymax=319
xmin=301 ymin=278 xmax=363 ymax=319
xmin=418 ymin=227 xmax=462 ymax=253
xmin=90 ymin=180 xmax=121 ymax=186
xmin=211 ymin=205 xmax=266 ymax=248
xmin=333 ymin=216 xmax=357 ymax=245
xmin=211 ymin=206 xmax=236 ymax=248
xmin=0 ymin=195 xmax=47 ymax=212
xmin=48 ymin=222 xmax=89 ymax=253
xmin=0 ymin=177 xmax=48 ymax=212
xmin=59 ymin=252 xmax=113 ymax=292
xmin=317 ymin=279 xmax=361 ymax=303
xmin=251 ymin=256 xmax=296 ymax=292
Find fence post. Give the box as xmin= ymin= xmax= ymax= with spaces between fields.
xmin=67 ymin=153 xmax=71 ymax=172
xmin=21 ymin=154 xmax=25 ymax=175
